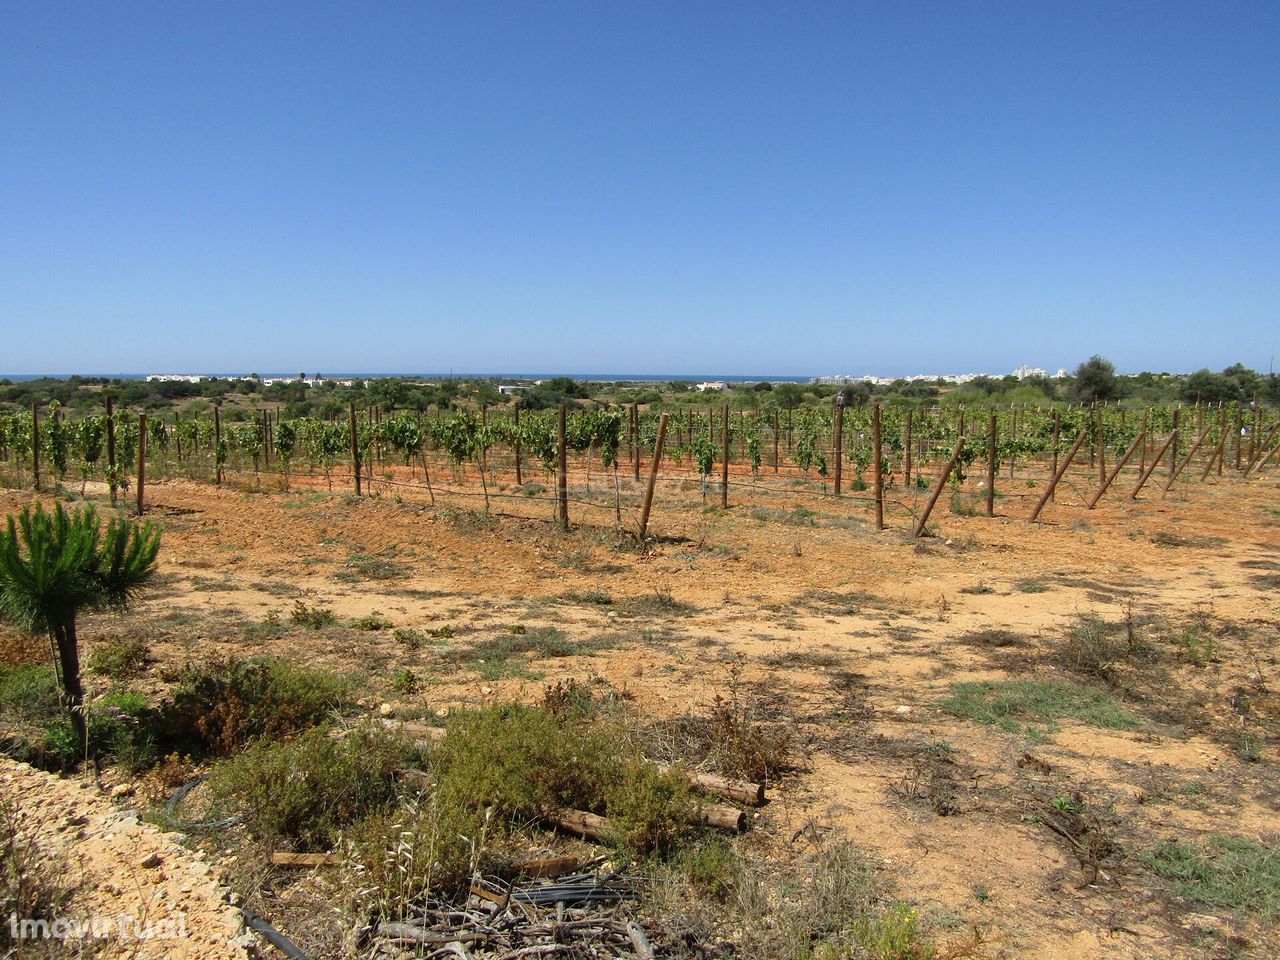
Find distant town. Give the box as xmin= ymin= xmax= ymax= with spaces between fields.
xmin=144 ymin=365 xmax=1068 ymax=393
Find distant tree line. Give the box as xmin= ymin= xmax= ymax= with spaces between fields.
xmin=1 ymin=359 xmax=1276 ymax=420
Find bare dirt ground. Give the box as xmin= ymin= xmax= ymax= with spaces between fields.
xmin=1 ymin=464 xmax=1277 ymax=959
xmin=0 ymin=758 xmax=247 ymax=958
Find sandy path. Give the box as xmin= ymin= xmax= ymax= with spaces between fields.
xmin=1 ymin=759 xmax=247 ymax=959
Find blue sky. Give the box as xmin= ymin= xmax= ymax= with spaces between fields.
xmin=1 ymin=1 xmax=1276 ymax=376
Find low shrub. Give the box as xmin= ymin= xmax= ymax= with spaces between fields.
xmin=654 ymin=689 xmax=793 ymax=784
xmin=435 ymin=703 xmax=696 ymax=855
xmin=157 ymin=657 xmax=353 ymax=755
xmin=290 ymin=600 xmax=337 ymax=630
xmin=85 ymin=636 xmax=152 ymax=679
xmin=205 ymin=724 xmax=415 ymax=848
xmin=1062 ymin=615 xmax=1126 ymax=680
xmin=353 ymin=612 xmax=393 ymax=631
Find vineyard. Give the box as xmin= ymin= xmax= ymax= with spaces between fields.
xmin=2 ymin=392 xmax=1279 ymax=960
xmin=2 ymin=398 xmax=1277 ymax=536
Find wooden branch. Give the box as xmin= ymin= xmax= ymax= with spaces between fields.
xmin=543 ymin=802 xmax=745 ymax=841
xmin=655 ymin=763 xmax=764 ymax=806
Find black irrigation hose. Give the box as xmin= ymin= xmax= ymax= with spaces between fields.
xmin=164 ymin=776 xmax=243 ymax=833
xmin=162 ymin=781 xmax=308 ymax=959
xmin=242 ymin=906 xmax=312 ymax=960
xmin=510 ymin=876 xmax=638 ymax=906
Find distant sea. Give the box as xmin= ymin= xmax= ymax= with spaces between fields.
xmin=0 ymin=372 xmax=814 ymax=383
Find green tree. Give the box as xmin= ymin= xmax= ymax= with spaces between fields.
xmin=0 ymin=503 xmax=161 ymax=752
xmin=772 ymin=382 xmax=806 ymax=410
xmin=1070 ymin=355 xmax=1124 ymax=403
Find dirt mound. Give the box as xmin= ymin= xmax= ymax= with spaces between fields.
xmin=1 ymin=758 xmax=248 ymax=959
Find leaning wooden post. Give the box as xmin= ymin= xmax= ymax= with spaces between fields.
xmin=1087 ymin=431 xmax=1145 ymax=509
xmin=638 ymin=414 xmax=669 ymax=541
xmin=1164 ymin=424 xmax=1211 ymax=492
xmin=1244 ymin=423 xmax=1280 ymax=477
xmin=1029 ymin=429 xmax=1089 ymax=522
xmin=136 ymin=414 xmax=147 ymax=516
xmin=832 ymin=401 xmax=844 ymax=496
xmin=913 ymin=437 xmax=965 ymax=538
xmin=557 ymin=405 xmax=569 ymax=531
xmin=106 ymin=396 xmax=118 ymax=501
xmin=903 ymin=409 xmax=913 ymax=486
xmin=513 ymin=403 xmax=523 ymax=486
xmin=1131 ymin=430 xmax=1177 ymax=500
xmin=985 ymin=411 xmax=996 ymax=517
xmin=872 ymin=402 xmax=884 ymax=529
xmin=347 ymin=404 xmax=361 ymax=496
xmin=1200 ymin=426 xmax=1226 ymax=481
xmin=720 ymin=403 xmax=730 ymax=509
xmin=1252 ymin=437 xmax=1280 ymax=475
xmin=31 ymin=403 xmax=41 ymax=492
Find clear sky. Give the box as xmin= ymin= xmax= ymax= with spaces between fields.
xmin=1 ymin=1 xmax=1276 ymax=377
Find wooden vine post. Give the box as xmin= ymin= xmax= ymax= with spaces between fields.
xmin=1216 ymin=408 xmax=1226 ymax=477
xmin=557 ymin=405 xmax=569 ymax=531
xmin=513 ymin=403 xmax=523 ymax=486
xmin=106 ymin=396 xmax=118 ymax=502
xmin=832 ymin=400 xmax=844 ymax=495
xmin=872 ymin=402 xmax=884 ymax=529
xmin=631 ymin=404 xmax=640 ymax=482
xmin=1087 ymin=431 xmax=1145 ymax=509
xmin=720 ymin=403 xmax=730 ymax=509
xmin=638 ymin=414 xmax=668 ymax=542
xmin=1131 ymin=430 xmax=1177 ymax=499
xmin=136 ymin=414 xmax=147 ymax=516
xmin=772 ymin=411 xmax=780 ymax=472
xmin=347 ymin=404 xmax=361 ymax=497
xmin=1169 ymin=408 xmax=1181 ymax=483
xmin=986 ymin=410 xmax=996 ymax=517
xmin=903 ymin=409 xmax=913 ymax=486
xmin=1029 ymin=429 xmax=1089 ymax=522
xmin=1164 ymin=424 xmax=1211 ymax=492
xmin=1234 ymin=407 xmax=1243 ymax=469
xmin=31 ymin=403 xmax=40 ymax=492
xmin=1244 ymin=422 xmax=1280 ymax=477
xmin=1047 ymin=412 xmax=1059 ymax=501
xmin=212 ymin=403 xmax=222 ymax=486
xmin=1095 ymin=406 xmax=1106 ymax=485
xmin=913 ymin=437 xmax=966 ymax=538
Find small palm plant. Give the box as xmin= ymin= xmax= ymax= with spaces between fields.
xmin=0 ymin=503 xmax=161 ymax=753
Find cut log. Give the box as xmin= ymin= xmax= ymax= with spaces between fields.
xmin=701 ymin=803 xmax=747 ymax=832
xmin=655 ymin=763 xmax=764 ymax=806
xmin=543 ymin=807 xmax=612 ymax=841
xmin=270 ymin=852 xmax=340 ymax=867
xmin=543 ymin=803 xmax=745 ymax=841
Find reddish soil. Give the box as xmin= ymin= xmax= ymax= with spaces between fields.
xmin=1 ymin=462 xmax=1277 ymax=959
